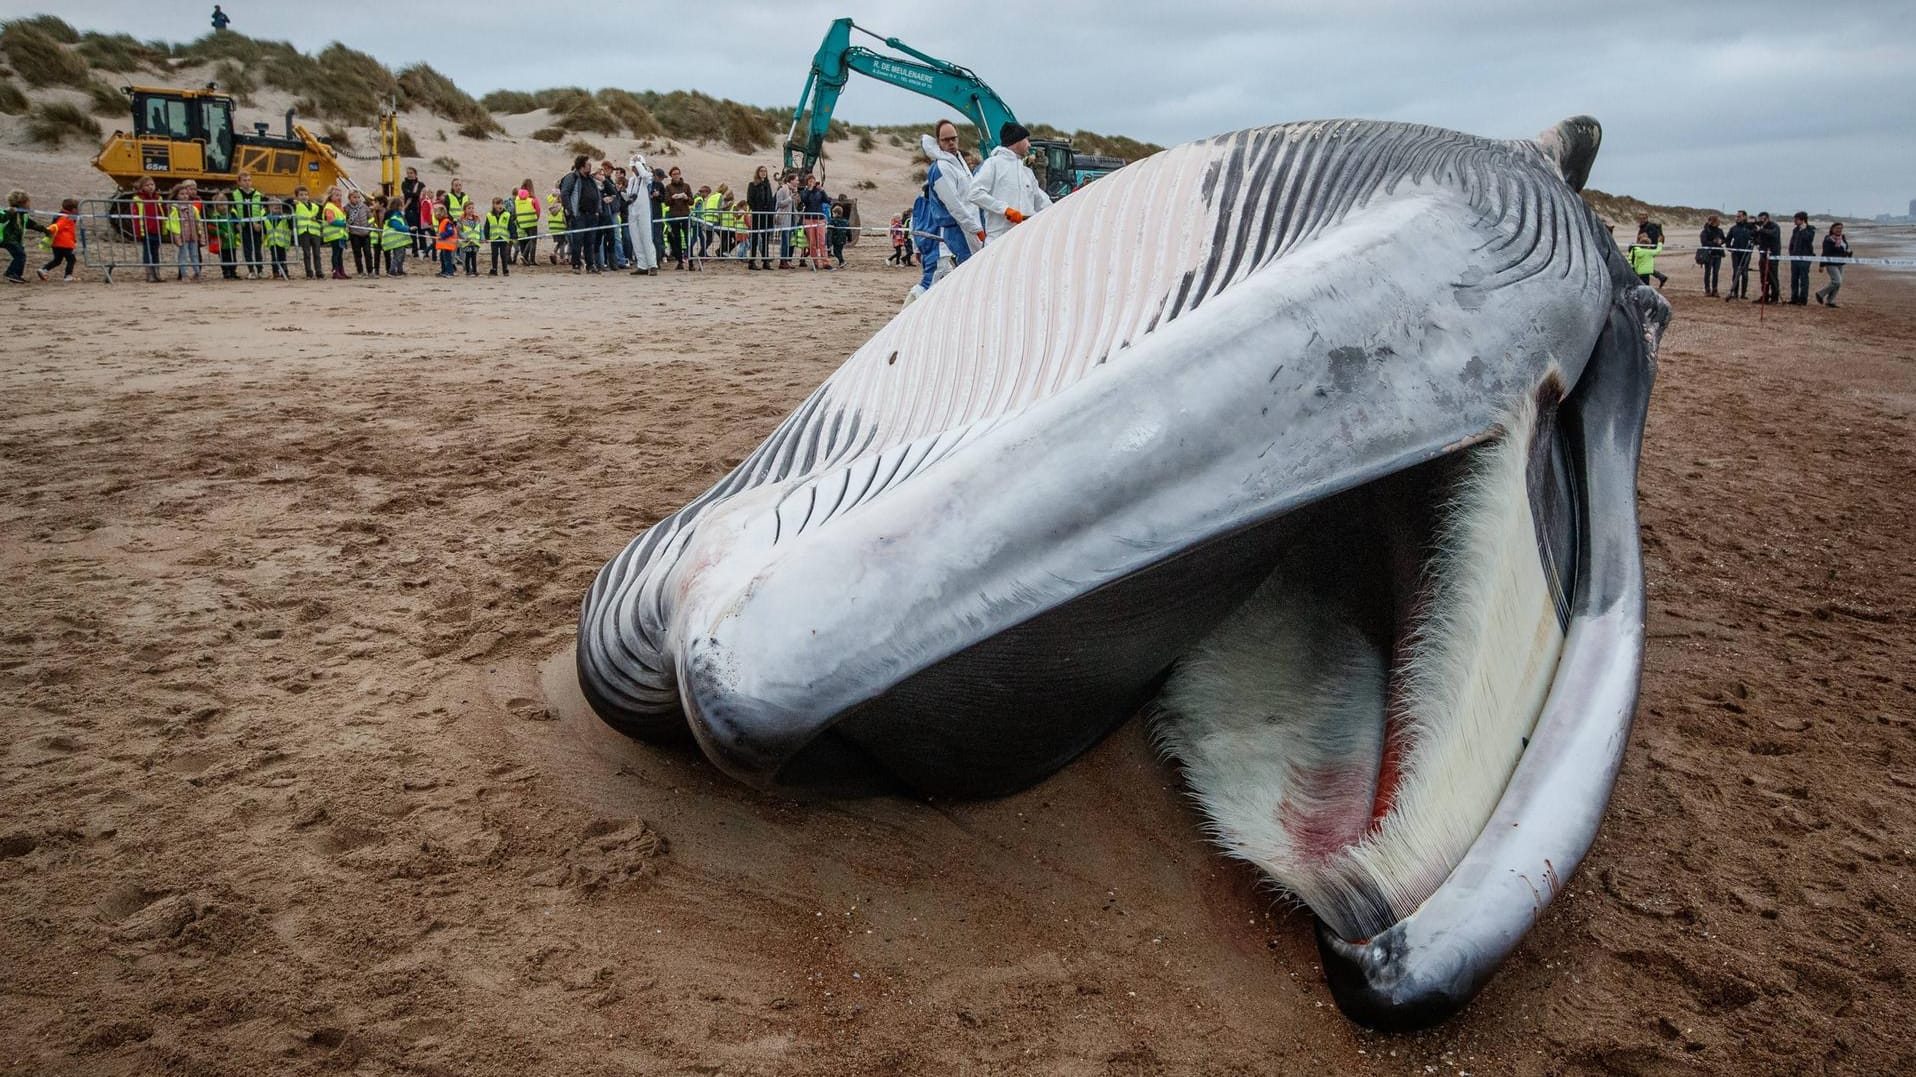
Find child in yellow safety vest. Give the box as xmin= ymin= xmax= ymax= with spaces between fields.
xmin=265 ymin=200 xmax=293 ymax=280
xmin=484 ymin=197 xmax=516 ymax=277
xmin=380 ymin=203 xmax=411 ymax=277
xmin=458 ymin=205 xmax=483 ymax=276
xmin=512 ymin=188 xmax=540 ymax=267
xmin=433 ymin=205 xmax=459 ymax=278
xmin=321 ymin=188 xmax=349 ymax=280
xmin=545 ymin=191 xmax=566 ymax=265
xmin=1627 ymin=230 xmax=1662 ymax=285
xmin=292 ymin=186 xmax=324 ymax=279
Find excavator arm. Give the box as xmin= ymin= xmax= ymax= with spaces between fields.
xmin=784 ymin=18 xmax=1020 ymax=176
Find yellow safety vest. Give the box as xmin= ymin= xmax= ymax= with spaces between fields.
xmin=266 ymin=216 xmax=291 ymax=248
xmin=513 ymin=196 xmax=538 ymax=231
xmin=486 ymin=210 xmax=514 ymax=242
xmin=458 ymin=218 xmax=482 ymax=248
xmin=444 ymin=192 xmax=471 ymax=219
xmin=381 ymin=216 xmax=411 ymax=251
xmin=228 ymin=188 xmax=264 ymax=227
xmin=293 ymin=201 xmax=321 ymax=237
xmin=320 ymin=203 xmax=347 ymax=243
xmin=545 ymin=199 xmax=566 ymax=234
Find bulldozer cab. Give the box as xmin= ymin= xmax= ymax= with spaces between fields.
xmin=132 ymin=90 xmax=235 ymax=174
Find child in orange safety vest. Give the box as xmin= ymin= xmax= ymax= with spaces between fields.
xmin=35 ymin=198 xmax=80 ymax=282
xmin=433 ymin=205 xmax=459 ymax=278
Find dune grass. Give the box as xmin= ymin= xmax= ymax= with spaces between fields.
xmin=530 ymin=127 xmax=564 ymax=143
xmin=25 ymin=100 xmax=102 ymax=148
xmin=596 ymin=88 xmax=663 ymax=140
xmin=566 ymin=138 xmax=603 ymax=160
xmin=395 ymin=128 xmax=419 ymax=157
xmin=213 ymin=60 xmax=256 ymax=103
xmin=0 ymin=77 xmax=27 ymax=115
xmin=479 ymin=89 xmax=539 ymax=114
xmin=397 ymin=63 xmax=501 ymax=135
xmin=0 ymin=20 xmax=91 ymax=86
xmin=8 ymin=14 xmax=76 ymax=44
xmin=430 ymin=155 xmax=460 ymax=173
xmin=76 ymin=31 xmax=167 ymax=71
xmin=319 ymin=124 xmax=355 ymax=152
xmin=84 ymin=78 xmax=125 ymax=116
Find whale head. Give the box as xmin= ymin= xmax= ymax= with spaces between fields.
xmin=576 ymin=115 xmax=1665 ymax=1028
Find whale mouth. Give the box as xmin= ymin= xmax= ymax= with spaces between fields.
xmin=1152 ymin=382 xmax=1578 ymax=942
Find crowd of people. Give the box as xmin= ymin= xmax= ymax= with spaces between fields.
xmin=1625 ymin=209 xmax=1857 ymax=308
xmin=0 ymin=153 xmax=885 ymax=285
xmin=12 ymin=121 xmax=1863 ymax=308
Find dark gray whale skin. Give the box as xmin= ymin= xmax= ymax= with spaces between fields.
xmin=574 ymin=114 xmax=1665 ymax=1028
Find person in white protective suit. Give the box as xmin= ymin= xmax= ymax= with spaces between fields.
xmin=624 ymin=152 xmax=659 ymax=275
xmin=906 ymin=120 xmax=985 ymax=303
xmin=966 ymin=121 xmax=1052 ymax=243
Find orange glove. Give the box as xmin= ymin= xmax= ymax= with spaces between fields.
xmin=1005 ymin=208 xmax=1026 ymax=224
xmin=975 ymin=231 xmax=986 ymax=244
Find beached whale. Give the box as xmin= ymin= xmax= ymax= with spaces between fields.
xmin=575 ymin=115 xmax=1666 ymax=1028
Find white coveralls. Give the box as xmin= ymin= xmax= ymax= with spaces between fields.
xmin=966 ymin=144 xmax=1053 ymax=243
xmin=624 ymin=170 xmax=658 ymax=271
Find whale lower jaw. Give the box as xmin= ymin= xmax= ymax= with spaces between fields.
xmin=1154 ymin=389 xmax=1572 ymax=942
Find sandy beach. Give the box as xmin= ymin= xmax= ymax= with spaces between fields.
xmin=1 ymin=224 xmax=1912 ymax=1075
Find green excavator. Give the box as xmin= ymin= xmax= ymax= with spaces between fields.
xmin=784 ymin=18 xmax=1126 ymax=201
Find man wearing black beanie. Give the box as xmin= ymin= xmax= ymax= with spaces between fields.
xmin=967 ymin=121 xmax=1052 ymax=243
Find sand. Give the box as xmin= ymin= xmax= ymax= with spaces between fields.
xmin=3 ymin=216 xmax=1914 ymax=1076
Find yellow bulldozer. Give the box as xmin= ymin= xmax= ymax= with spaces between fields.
xmin=92 ymin=84 xmax=403 ymax=211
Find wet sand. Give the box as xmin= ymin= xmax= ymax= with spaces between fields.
xmin=2 ymin=246 xmax=1911 ymax=1075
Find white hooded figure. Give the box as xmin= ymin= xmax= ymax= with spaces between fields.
xmin=967 ymin=121 xmax=1052 ymax=243
xmin=625 ymin=153 xmax=658 ymax=272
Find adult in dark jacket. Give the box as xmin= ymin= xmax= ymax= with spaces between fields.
xmin=746 ymin=166 xmax=777 ymax=271
xmin=662 ymin=167 xmax=695 ymax=269
xmin=1814 ymin=222 xmax=1850 ymax=307
xmin=1787 ymin=212 xmax=1816 ymax=305
xmin=1697 ymin=215 xmax=1726 ymax=297
xmin=1723 ymin=210 xmax=1754 ymax=300
xmin=1753 ymin=212 xmax=1782 ymax=304
xmin=401 ymin=167 xmax=427 ymax=255
xmin=599 ymin=164 xmax=626 ymax=270
xmin=1634 ymin=212 xmax=1667 ymax=287
xmin=649 ymin=170 xmax=667 ymax=261
xmin=560 ymin=155 xmax=602 ymax=273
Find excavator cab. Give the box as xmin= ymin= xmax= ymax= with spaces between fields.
xmin=1030 ymin=139 xmax=1074 ymax=202
xmin=1030 ymin=139 xmax=1124 ymax=202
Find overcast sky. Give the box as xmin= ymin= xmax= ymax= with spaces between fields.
xmin=19 ymin=0 xmax=1916 ymax=216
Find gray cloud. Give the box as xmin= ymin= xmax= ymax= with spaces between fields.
xmin=23 ymin=0 xmax=1916 ymax=215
